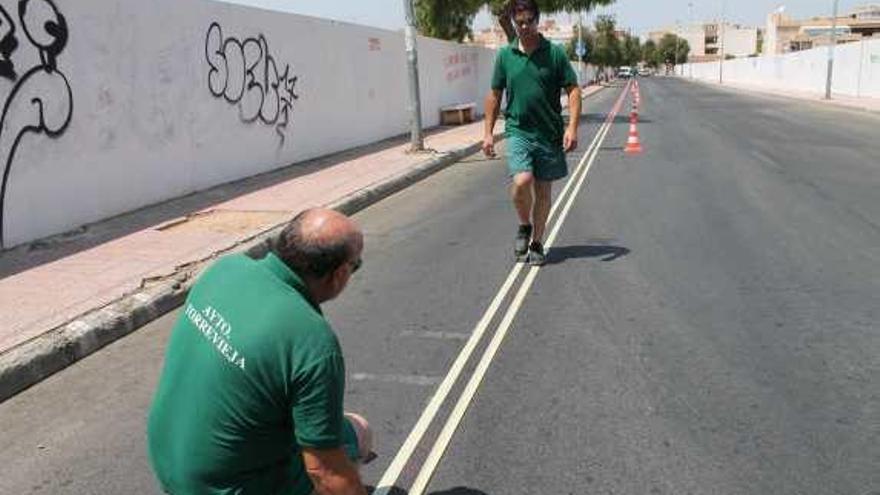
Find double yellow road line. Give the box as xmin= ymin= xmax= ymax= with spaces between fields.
xmin=374 ymin=80 xmax=633 ymax=495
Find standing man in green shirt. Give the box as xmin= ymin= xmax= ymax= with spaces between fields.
xmin=482 ymin=0 xmax=582 ymax=266
xmin=148 ymin=208 xmax=372 ymax=495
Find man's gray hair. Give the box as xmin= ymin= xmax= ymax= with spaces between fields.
xmin=274 ymin=210 xmax=357 ymax=279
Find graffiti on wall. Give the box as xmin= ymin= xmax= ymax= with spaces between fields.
xmin=0 ymin=0 xmax=73 ymax=248
xmin=444 ymin=51 xmax=477 ymax=83
xmin=204 ymin=22 xmax=299 ymax=145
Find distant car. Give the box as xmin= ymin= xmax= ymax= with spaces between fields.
xmin=638 ymin=68 xmax=652 ymax=77
xmin=617 ymin=66 xmax=633 ymax=79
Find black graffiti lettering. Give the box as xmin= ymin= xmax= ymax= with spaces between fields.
xmin=204 ymin=22 xmax=299 ymax=145
xmin=18 ymin=0 xmax=68 ymax=70
xmin=0 ymin=0 xmax=73 ymax=248
xmin=239 ymin=36 xmax=263 ymax=123
xmin=0 ymin=6 xmax=18 ymax=80
xmin=261 ymin=47 xmax=280 ymax=124
xmin=205 ymin=22 xmax=228 ymax=98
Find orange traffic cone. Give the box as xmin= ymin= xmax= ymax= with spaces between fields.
xmin=624 ymin=116 xmax=644 ymax=155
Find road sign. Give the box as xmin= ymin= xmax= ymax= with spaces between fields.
xmin=576 ymin=40 xmax=587 ymax=58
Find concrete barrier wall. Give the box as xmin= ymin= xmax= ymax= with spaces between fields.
xmin=0 ymin=0 xmax=496 ymax=248
xmin=681 ymin=39 xmax=880 ymax=99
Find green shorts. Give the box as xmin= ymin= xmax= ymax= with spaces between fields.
xmin=505 ymin=134 xmax=568 ymax=182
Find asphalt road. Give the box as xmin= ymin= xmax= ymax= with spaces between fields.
xmin=0 ymin=78 xmax=877 ymax=495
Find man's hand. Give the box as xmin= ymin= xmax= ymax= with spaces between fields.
xmin=482 ymin=134 xmax=496 ymax=158
xmin=303 ymin=447 xmax=367 ymax=495
xmin=563 ymin=127 xmax=578 ymax=153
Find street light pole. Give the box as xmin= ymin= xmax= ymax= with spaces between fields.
xmin=403 ymin=0 xmax=424 ymax=151
xmin=719 ymin=0 xmax=726 ymax=84
xmin=676 ymin=21 xmax=682 ymax=76
xmin=577 ymin=14 xmax=583 ymax=85
xmin=688 ymin=2 xmax=695 ymax=78
xmin=825 ymin=0 xmax=840 ymax=99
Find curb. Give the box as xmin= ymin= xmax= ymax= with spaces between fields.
xmin=0 ymin=139 xmax=492 ymax=403
xmin=681 ymin=77 xmax=880 ymax=116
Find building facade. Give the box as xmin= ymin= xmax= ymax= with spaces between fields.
xmin=648 ymin=22 xmax=760 ymax=62
xmin=470 ymin=19 xmax=576 ymax=48
xmin=765 ymin=4 xmax=880 ymax=55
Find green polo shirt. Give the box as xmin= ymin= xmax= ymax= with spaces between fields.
xmin=491 ymin=36 xmax=578 ymax=145
xmin=148 ymin=252 xmax=345 ymax=495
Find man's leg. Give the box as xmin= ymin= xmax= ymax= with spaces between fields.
xmin=511 ymin=171 xmax=534 ymax=260
xmin=531 ymin=180 xmax=552 ymax=243
xmin=526 ymin=180 xmax=552 ymax=266
xmin=528 ymin=140 xmax=567 ymax=266
xmin=510 ymin=171 xmax=534 ymax=226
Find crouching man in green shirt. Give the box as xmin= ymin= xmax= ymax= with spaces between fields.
xmin=148 ymin=208 xmax=372 ymax=495
xmin=483 ymin=0 xmax=582 ymax=266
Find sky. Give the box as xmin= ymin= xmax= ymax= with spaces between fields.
xmin=220 ymin=1 xmax=867 ymax=36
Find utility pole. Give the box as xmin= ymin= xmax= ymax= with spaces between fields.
xmin=688 ymin=2 xmax=695 ymax=78
xmin=676 ymin=20 xmax=682 ymax=76
xmin=719 ymin=0 xmax=726 ymax=84
xmin=403 ymin=0 xmax=424 ymax=151
xmin=825 ymin=0 xmax=840 ymax=99
xmin=577 ymin=14 xmax=583 ymax=84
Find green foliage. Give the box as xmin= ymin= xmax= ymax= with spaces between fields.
xmin=642 ymin=39 xmax=659 ymax=68
xmin=657 ymin=33 xmax=690 ymax=66
xmin=589 ymin=15 xmax=621 ymax=71
xmin=621 ymin=33 xmax=641 ymax=67
xmin=414 ymin=0 xmax=484 ymax=42
xmin=566 ymin=25 xmax=593 ymax=62
xmin=413 ymin=0 xmax=616 ymax=42
xmin=485 ymin=0 xmax=616 ymax=17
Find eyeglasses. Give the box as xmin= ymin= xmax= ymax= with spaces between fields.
xmin=512 ymin=15 xmax=537 ymax=28
xmin=349 ymin=257 xmax=362 ymax=274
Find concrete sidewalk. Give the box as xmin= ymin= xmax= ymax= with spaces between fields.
xmin=683 ymin=77 xmax=880 ymax=115
xmin=0 ymin=85 xmax=605 ymax=401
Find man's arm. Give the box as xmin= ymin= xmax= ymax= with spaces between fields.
xmin=303 ymin=446 xmax=367 ymax=495
xmin=482 ymin=89 xmax=503 ymax=157
xmin=563 ymin=85 xmax=582 ymax=152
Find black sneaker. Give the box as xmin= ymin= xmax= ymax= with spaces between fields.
xmin=515 ymin=224 xmax=532 ymax=261
xmin=527 ymin=241 xmax=546 ymax=266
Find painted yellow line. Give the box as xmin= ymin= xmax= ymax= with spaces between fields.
xmin=407 ymin=94 xmax=623 ymax=495
xmin=373 ymin=80 xmax=631 ymax=495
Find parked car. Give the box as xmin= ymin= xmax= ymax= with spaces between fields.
xmin=617 ymin=66 xmax=633 ymax=79
xmin=638 ymin=67 xmax=652 ymax=77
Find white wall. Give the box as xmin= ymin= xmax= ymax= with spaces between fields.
xmin=681 ymin=39 xmax=880 ymax=99
xmin=723 ymin=26 xmax=759 ymax=57
xmin=0 ymin=0 xmax=496 ymax=248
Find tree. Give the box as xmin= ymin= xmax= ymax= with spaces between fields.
xmin=657 ymin=33 xmax=689 ymax=67
xmin=414 ymin=0 xmax=485 ymax=42
xmin=621 ymin=33 xmax=641 ymax=67
xmin=414 ymin=0 xmax=617 ymax=42
xmin=589 ymin=15 xmax=621 ymax=77
xmin=642 ymin=39 xmax=658 ymax=68
xmin=566 ymin=24 xmax=593 ymax=62
xmin=489 ymin=0 xmax=616 ymax=42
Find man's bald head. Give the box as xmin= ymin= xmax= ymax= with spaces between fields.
xmin=275 ymin=208 xmax=363 ymax=280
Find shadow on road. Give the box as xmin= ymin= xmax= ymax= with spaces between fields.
xmin=546 ymin=244 xmax=630 ymax=264
xmin=583 ymin=113 xmax=654 ymax=124
xmin=368 ymin=486 xmax=489 ymax=495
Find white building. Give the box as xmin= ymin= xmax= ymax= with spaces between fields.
xmin=765 ymin=4 xmax=880 ymax=55
xmin=648 ymin=22 xmax=760 ymax=61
